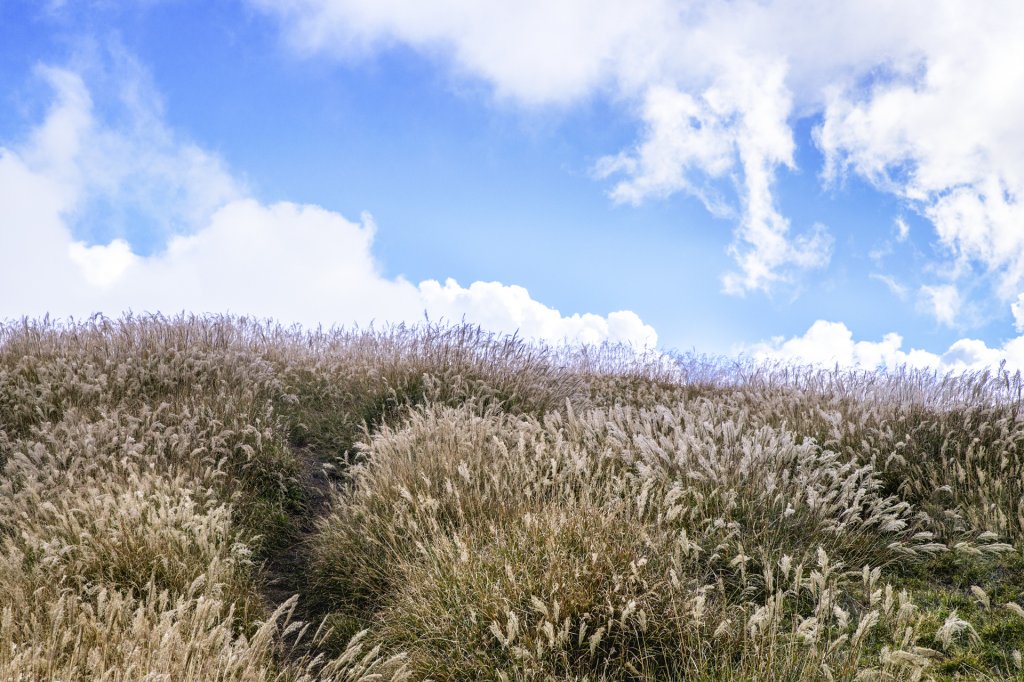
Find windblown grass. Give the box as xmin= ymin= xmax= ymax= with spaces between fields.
xmin=1 ymin=315 xmax=1023 ymax=680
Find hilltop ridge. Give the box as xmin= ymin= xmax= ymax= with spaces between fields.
xmin=1 ymin=316 xmax=1023 ymax=680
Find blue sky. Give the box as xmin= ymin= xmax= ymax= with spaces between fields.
xmin=3 ymin=1 xmax=1024 ymax=369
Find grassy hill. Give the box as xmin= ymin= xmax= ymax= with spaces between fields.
xmin=1 ymin=315 xmax=1023 ymax=680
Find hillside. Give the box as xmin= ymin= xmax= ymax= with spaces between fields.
xmin=1 ymin=316 xmax=1023 ymax=680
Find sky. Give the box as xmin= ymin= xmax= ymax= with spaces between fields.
xmin=3 ymin=1 xmax=1024 ymax=370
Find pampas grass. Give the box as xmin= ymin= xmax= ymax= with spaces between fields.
xmin=2 ymin=315 xmax=1023 ymax=680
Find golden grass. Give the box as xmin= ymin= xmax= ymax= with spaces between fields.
xmin=1 ymin=315 xmax=1023 ymax=680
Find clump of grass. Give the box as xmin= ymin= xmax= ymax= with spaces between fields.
xmin=308 ymin=397 xmax=940 ymax=678
xmin=271 ymin=323 xmax=582 ymax=462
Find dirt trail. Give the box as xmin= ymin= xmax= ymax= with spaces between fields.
xmin=259 ymin=445 xmax=339 ymax=623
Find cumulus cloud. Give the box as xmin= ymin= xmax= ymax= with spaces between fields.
xmin=750 ymin=320 xmax=1024 ymax=373
xmin=419 ymin=279 xmax=656 ymax=347
xmin=68 ymin=239 xmax=139 ymax=289
xmin=251 ymin=0 xmax=1024 ymax=317
xmin=749 ymin=321 xmax=913 ymax=369
xmin=0 ymin=65 xmax=656 ymax=348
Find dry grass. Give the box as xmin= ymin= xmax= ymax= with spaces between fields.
xmin=1 ymin=315 xmax=1023 ymax=680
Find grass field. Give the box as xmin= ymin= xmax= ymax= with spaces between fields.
xmin=1 ymin=315 xmax=1023 ymax=680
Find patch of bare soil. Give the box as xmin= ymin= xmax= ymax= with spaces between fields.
xmin=259 ymin=445 xmax=340 ymax=637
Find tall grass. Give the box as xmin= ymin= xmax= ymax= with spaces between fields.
xmin=1 ymin=315 xmax=1023 ymax=680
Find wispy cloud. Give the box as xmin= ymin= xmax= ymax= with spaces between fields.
xmin=894 ymin=216 xmax=909 ymax=243
xmin=596 ymin=70 xmax=833 ymax=295
xmin=919 ymin=284 xmax=961 ymax=328
xmin=24 ymin=55 xmax=244 ymax=246
xmin=870 ymin=273 xmax=909 ymax=300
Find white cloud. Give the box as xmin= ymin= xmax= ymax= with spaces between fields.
xmin=419 ymin=279 xmax=656 ymax=347
xmin=68 ymin=239 xmax=139 ymax=288
xmin=596 ymin=70 xmax=832 ymax=294
xmin=919 ymin=284 xmax=961 ymax=327
xmin=250 ymin=0 xmax=1024 ymax=318
xmin=1011 ymin=293 xmax=1024 ymax=333
xmin=595 ymin=85 xmax=735 ymax=209
xmin=749 ymin=320 xmax=914 ymax=370
xmin=246 ymin=0 xmax=681 ymax=105
xmin=869 ymin=273 xmax=909 ymax=300
xmin=0 ymin=65 xmax=656 ymax=348
xmin=750 ymin=320 xmax=1024 ymax=373
xmin=894 ymin=217 xmax=909 ymax=243
xmin=27 ymin=60 xmax=243 ymax=242
xmin=814 ymin=4 xmax=1024 ymax=317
